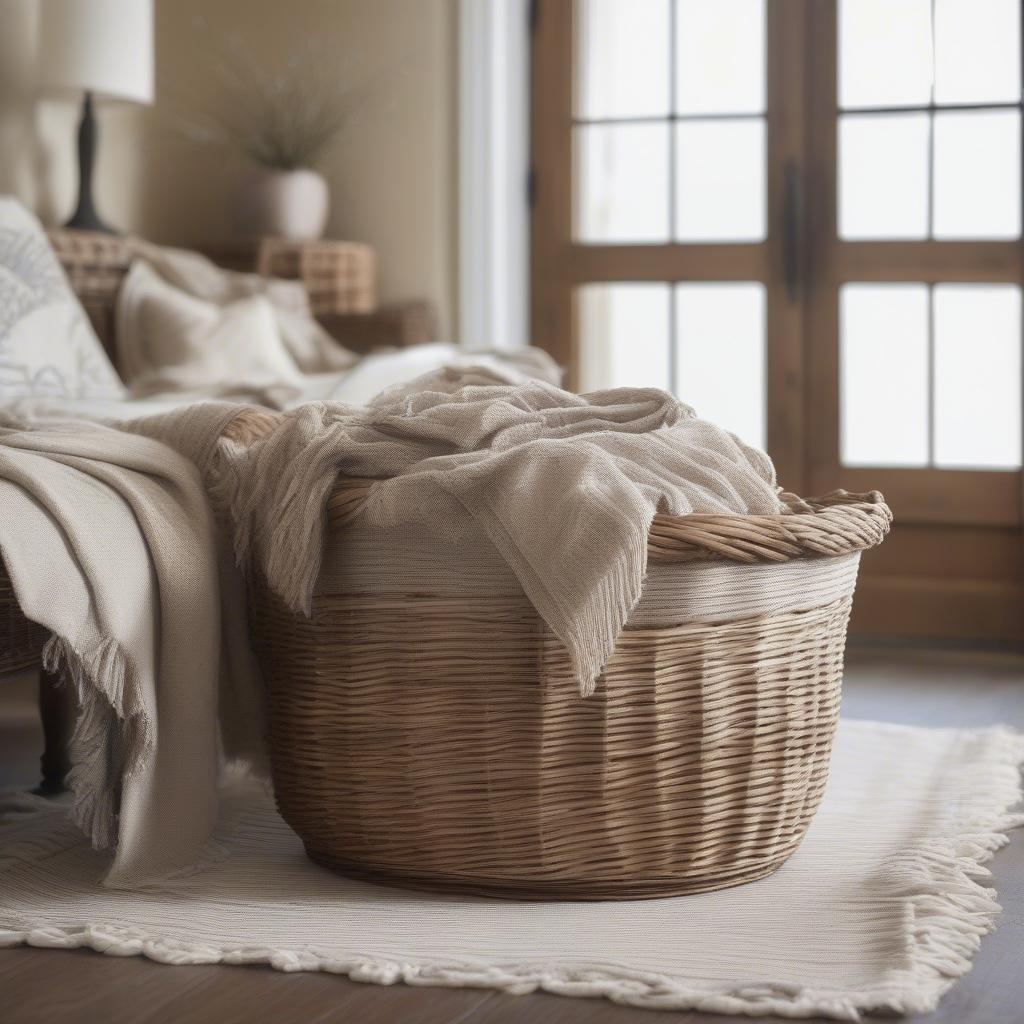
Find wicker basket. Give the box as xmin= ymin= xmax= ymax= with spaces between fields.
xmin=252 ymin=487 xmax=891 ymax=901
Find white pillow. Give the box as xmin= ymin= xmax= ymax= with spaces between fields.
xmin=0 ymin=197 xmax=125 ymax=400
xmin=116 ymin=260 xmax=305 ymax=395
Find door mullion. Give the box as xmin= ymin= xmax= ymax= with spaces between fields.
xmin=765 ymin=0 xmax=812 ymax=491
xmin=803 ymin=0 xmax=841 ymax=497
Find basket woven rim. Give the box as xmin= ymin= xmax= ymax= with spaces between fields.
xmin=232 ymin=408 xmax=892 ymax=564
xmin=323 ymin=483 xmax=891 ymax=565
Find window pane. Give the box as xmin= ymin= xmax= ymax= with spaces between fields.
xmin=838 ymin=114 xmax=930 ymax=239
xmin=674 ymin=0 xmax=765 ymax=115
xmin=934 ymin=0 xmax=1021 ymax=105
xmin=934 ymin=285 xmax=1021 ymax=469
xmin=675 ymin=283 xmax=766 ymax=448
xmin=841 ymin=284 xmax=930 ymax=467
xmin=838 ymin=0 xmax=932 ymax=109
xmin=576 ymin=0 xmax=670 ymax=119
xmin=576 ymin=124 xmax=670 ymax=243
xmin=675 ymin=119 xmax=765 ymax=241
xmin=577 ymin=283 xmax=670 ymax=392
xmin=933 ymin=110 xmax=1022 ymax=240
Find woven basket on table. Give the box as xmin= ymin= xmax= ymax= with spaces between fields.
xmin=251 ymin=487 xmax=891 ymax=901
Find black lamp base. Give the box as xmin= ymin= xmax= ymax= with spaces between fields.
xmin=64 ymin=91 xmax=116 ymax=235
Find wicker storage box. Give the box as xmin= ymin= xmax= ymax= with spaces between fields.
xmin=256 ymin=238 xmax=376 ymax=316
xmin=252 ymin=486 xmax=890 ymax=901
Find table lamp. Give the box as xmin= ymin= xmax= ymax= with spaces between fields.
xmin=37 ymin=0 xmax=154 ymax=233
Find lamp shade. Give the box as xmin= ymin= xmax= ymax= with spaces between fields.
xmin=37 ymin=0 xmax=154 ymax=105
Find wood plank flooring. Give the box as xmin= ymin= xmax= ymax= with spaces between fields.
xmin=1 ymin=645 xmax=1022 ymax=1024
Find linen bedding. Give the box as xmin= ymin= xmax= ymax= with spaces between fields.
xmin=7 ymin=341 xmax=556 ymax=425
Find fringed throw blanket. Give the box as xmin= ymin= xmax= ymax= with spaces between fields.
xmin=0 ymin=403 xmax=263 ymax=887
xmin=228 ymin=369 xmax=784 ymax=694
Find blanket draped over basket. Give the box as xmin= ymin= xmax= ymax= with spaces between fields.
xmin=0 ymin=403 xmax=266 ymax=887
xmin=229 ymin=369 xmax=786 ymax=693
xmin=237 ymin=370 xmax=892 ymax=899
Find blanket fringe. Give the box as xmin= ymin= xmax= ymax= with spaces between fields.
xmin=214 ymin=408 xmax=338 ymax=616
xmin=572 ymin=531 xmax=649 ymax=697
xmin=41 ymin=635 xmax=152 ymax=850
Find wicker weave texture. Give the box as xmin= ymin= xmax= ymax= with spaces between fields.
xmin=47 ymin=230 xmax=134 ymax=359
xmin=0 ymin=562 xmax=47 ymax=676
xmin=254 ymin=586 xmax=853 ymax=901
xmin=257 ymin=238 xmax=376 ymax=315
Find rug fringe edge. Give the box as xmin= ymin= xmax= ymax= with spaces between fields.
xmin=1 ymin=727 xmax=1021 ymax=1022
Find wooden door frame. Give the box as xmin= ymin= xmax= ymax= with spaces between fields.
xmin=802 ymin=0 xmax=1024 ymax=640
xmin=804 ymin=0 xmax=1024 ymax=527
xmin=529 ymin=0 xmax=574 ymax=379
xmin=529 ymin=0 xmax=1024 ymax=643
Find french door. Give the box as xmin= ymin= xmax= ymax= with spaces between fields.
xmin=531 ymin=0 xmax=1024 ymax=643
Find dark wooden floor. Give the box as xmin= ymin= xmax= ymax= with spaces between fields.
xmin=1 ymin=644 xmax=1022 ymax=1024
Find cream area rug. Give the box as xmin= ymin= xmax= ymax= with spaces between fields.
xmin=2 ymin=720 xmax=1022 ymax=1021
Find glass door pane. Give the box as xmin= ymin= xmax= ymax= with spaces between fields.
xmin=577 ymin=0 xmax=671 ymax=119
xmin=840 ymin=284 xmax=930 ymax=467
xmin=576 ymin=284 xmax=671 ymax=392
xmin=675 ymin=0 xmax=765 ymax=114
xmin=576 ymin=124 xmax=671 ymax=242
xmin=675 ymin=283 xmax=766 ymax=447
xmin=675 ymin=120 xmax=766 ymax=241
xmin=838 ymin=114 xmax=930 ymax=239
xmin=933 ymin=285 xmax=1022 ymax=468
xmin=933 ymin=111 xmax=1021 ymax=239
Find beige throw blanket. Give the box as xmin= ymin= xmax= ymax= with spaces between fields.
xmin=229 ymin=369 xmax=784 ymax=693
xmin=0 ymin=402 xmax=262 ymax=887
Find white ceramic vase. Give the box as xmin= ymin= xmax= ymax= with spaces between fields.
xmin=239 ymin=167 xmax=330 ymax=241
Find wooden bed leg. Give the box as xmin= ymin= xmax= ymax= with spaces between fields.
xmin=36 ymin=668 xmax=74 ymax=797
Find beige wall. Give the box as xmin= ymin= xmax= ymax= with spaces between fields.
xmin=0 ymin=0 xmax=458 ymax=337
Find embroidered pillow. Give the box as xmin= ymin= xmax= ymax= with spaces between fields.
xmin=0 ymin=197 xmax=125 ymax=400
